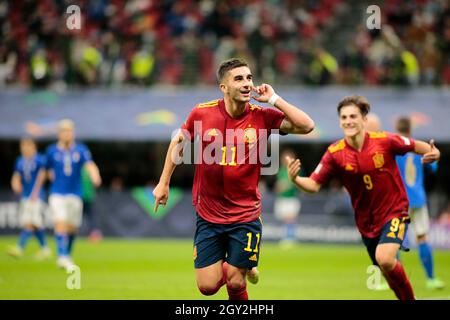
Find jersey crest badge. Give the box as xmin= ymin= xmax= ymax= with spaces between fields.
xmin=372 ymin=152 xmax=384 ymax=169
xmin=72 ymin=152 xmax=80 ymax=162
xmin=244 ymin=127 xmax=257 ymax=143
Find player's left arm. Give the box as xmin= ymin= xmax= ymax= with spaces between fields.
xmin=252 ymin=84 xmax=315 ymax=134
xmin=390 ymin=133 xmax=440 ymax=164
xmin=29 ymin=169 xmax=46 ymax=201
xmin=413 ymin=139 xmax=440 ymax=164
xmin=84 ymin=161 xmax=102 ymax=188
xmin=81 ymin=145 xmax=102 ymax=187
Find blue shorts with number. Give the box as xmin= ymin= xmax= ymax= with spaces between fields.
xmin=362 ymin=216 xmax=410 ymax=266
xmin=193 ymin=214 xmax=262 ymax=269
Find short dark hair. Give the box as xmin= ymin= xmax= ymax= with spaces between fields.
xmin=337 ymin=95 xmax=371 ymax=116
xmin=396 ymin=116 xmax=411 ymax=135
xmin=217 ymin=58 xmax=249 ymax=82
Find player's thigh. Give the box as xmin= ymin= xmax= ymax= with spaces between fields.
xmin=193 ymin=215 xmax=227 ymax=270
xmin=376 ymin=217 xmax=409 ymax=266
xmin=196 ymin=260 xmax=224 ymax=288
xmin=19 ymin=199 xmax=32 ymax=227
xmin=375 ymin=243 xmax=400 ymax=269
xmin=20 ymin=199 xmax=43 ymax=228
xmin=409 ymin=206 xmax=430 ymax=237
xmin=29 ymin=199 xmax=44 ymax=228
xmin=226 ymin=217 xmax=262 ymax=269
xmin=66 ymin=195 xmax=83 ymax=229
xmin=362 ymin=236 xmax=379 ymax=266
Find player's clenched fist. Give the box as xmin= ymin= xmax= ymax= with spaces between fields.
xmin=421 ymin=139 xmax=440 ymax=164
xmin=153 ymin=182 xmax=169 ymax=213
xmin=286 ymin=155 xmax=301 ymax=182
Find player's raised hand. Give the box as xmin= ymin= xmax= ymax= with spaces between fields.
xmin=422 ymin=139 xmax=440 ymax=164
xmin=251 ymin=83 xmax=275 ymax=103
xmin=153 ymin=182 xmax=169 ymax=213
xmin=286 ymin=155 xmax=301 ymax=181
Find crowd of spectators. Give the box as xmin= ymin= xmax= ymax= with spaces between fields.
xmin=0 ymin=0 xmax=449 ymax=89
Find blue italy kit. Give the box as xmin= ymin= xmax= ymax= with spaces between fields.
xmin=396 ymin=152 xmax=438 ymax=280
xmin=46 ymin=143 xmax=92 ymax=197
xmin=14 ymin=154 xmax=46 ymax=200
xmin=396 ymin=153 xmax=438 ymax=208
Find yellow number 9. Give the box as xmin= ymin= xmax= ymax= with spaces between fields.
xmin=390 ymin=218 xmax=400 ymax=232
xmin=363 ymin=174 xmax=373 ymax=190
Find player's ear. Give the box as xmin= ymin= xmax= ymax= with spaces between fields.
xmin=219 ymin=83 xmax=227 ymax=94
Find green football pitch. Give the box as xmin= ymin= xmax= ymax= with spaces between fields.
xmin=1 ymin=236 xmax=449 ymax=300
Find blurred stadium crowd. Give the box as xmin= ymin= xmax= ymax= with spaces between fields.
xmin=0 ymin=0 xmax=449 ymax=89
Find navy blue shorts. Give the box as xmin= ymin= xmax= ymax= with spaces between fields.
xmin=193 ymin=214 xmax=262 ymax=269
xmin=362 ymin=216 xmax=410 ymax=266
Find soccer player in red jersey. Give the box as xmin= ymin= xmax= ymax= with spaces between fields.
xmin=286 ymin=95 xmax=440 ymax=300
xmin=153 ymin=58 xmax=315 ymax=300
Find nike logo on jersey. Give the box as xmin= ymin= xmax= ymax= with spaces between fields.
xmin=207 ymin=128 xmax=219 ymax=136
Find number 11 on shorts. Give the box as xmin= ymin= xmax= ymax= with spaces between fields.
xmin=244 ymin=232 xmax=260 ymax=253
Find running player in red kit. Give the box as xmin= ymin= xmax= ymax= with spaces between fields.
xmin=286 ymin=95 xmax=440 ymax=300
xmin=153 ymin=58 xmax=314 ymax=300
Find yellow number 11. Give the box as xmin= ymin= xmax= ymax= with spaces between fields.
xmin=219 ymin=146 xmax=237 ymax=166
xmin=244 ymin=232 xmax=260 ymax=253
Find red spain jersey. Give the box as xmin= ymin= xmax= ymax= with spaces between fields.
xmin=310 ymin=131 xmax=415 ymax=238
xmin=181 ymin=99 xmax=285 ymax=224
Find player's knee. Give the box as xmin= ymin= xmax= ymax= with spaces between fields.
xmin=416 ymin=234 xmax=427 ymax=243
xmin=54 ymin=222 xmax=67 ymax=233
xmin=226 ymin=277 xmax=246 ymax=291
xmin=375 ymin=252 xmax=396 ymax=271
xmin=198 ymin=283 xmax=220 ymax=296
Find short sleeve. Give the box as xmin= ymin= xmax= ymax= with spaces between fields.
xmin=310 ymin=150 xmax=337 ymax=186
xmin=181 ymin=107 xmax=199 ymax=142
xmin=37 ymin=154 xmax=47 ymax=170
xmin=45 ymin=147 xmax=53 ymax=169
xmin=263 ymin=107 xmax=286 ymax=132
xmin=13 ymin=158 xmax=20 ymax=172
xmin=80 ymin=144 xmax=93 ymax=164
xmin=389 ymin=133 xmax=415 ymax=155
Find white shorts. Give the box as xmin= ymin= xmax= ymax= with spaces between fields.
xmin=49 ymin=194 xmax=83 ymax=228
xmin=274 ymin=197 xmax=301 ymax=221
xmin=19 ymin=199 xmax=45 ymax=228
xmin=409 ymin=206 xmax=430 ymax=237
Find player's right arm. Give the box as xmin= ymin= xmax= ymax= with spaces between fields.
xmin=286 ymin=156 xmax=322 ymax=193
xmin=11 ymin=172 xmax=22 ymax=195
xmin=11 ymin=158 xmax=22 ymax=195
xmin=153 ymin=131 xmax=185 ymax=213
xmin=29 ymin=155 xmax=47 ymax=201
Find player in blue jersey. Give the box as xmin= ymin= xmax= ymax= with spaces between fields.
xmin=7 ymin=138 xmax=51 ymax=260
xmin=46 ymin=119 xmax=101 ymax=270
xmin=395 ymin=116 xmax=445 ymax=290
